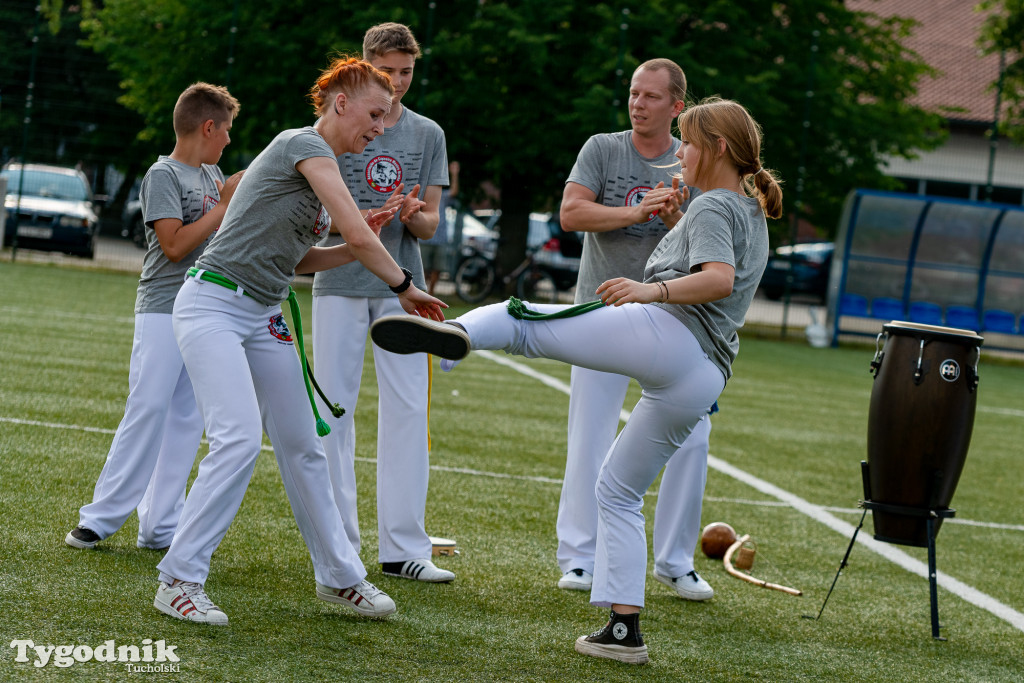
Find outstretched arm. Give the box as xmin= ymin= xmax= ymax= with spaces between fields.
xmin=295 ymin=156 xmax=446 ymax=320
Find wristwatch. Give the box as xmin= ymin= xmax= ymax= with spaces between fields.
xmin=389 ymin=267 xmax=414 ymax=294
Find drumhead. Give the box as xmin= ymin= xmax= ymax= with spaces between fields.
xmin=884 ymin=320 xmax=984 ymax=345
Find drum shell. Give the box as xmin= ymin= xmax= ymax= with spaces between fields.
xmin=866 ymin=324 xmax=980 ymax=547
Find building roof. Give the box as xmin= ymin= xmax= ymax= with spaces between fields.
xmin=847 ymin=0 xmax=1005 ymax=124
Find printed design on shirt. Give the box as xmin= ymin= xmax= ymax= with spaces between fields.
xmin=365 ymin=155 xmax=402 ymax=193
xmin=625 ymin=185 xmax=658 ymax=224
xmin=180 ymin=186 xmax=210 ymax=226
xmin=312 ymin=206 xmax=331 ymax=237
xmin=203 ymin=195 xmax=220 ymax=231
xmin=268 ymin=314 xmax=293 ymax=343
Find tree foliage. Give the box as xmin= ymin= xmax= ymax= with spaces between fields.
xmin=4 ymin=0 xmax=948 ymax=252
xmin=978 ymin=0 xmax=1024 ymax=143
xmin=0 ymin=0 xmax=148 ymax=207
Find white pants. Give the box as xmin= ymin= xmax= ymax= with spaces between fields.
xmin=78 ymin=313 xmax=201 ymax=549
xmin=559 ymin=364 xmax=710 ymax=579
xmin=456 ymin=301 xmax=725 ymax=608
xmin=157 ymin=277 xmax=364 ymax=589
xmin=312 ymin=295 xmax=432 ymax=563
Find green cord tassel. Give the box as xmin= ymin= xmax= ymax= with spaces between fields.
xmin=287 ymin=287 xmax=344 ymax=436
xmin=506 ymin=296 xmax=605 ymax=320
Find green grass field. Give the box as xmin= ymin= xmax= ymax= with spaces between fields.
xmin=1 ymin=260 xmax=1022 ymax=681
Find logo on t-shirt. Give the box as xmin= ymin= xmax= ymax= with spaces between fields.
xmin=366 ymin=155 xmax=402 ymax=193
xmin=267 ymin=314 xmax=293 ymax=343
xmin=203 ymin=195 xmax=220 ymax=231
xmin=625 ymin=186 xmax=657 ymax=223
xmin=312 ymin=206 xmax=331 ymax=237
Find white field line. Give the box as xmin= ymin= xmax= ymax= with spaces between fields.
xmin=4 ymin=413 xmax=1024 ymax=539
xmin=471 ymin=350 xmax=1024 ymax=634
xmin=6 ymin=358 xmax=1024 ymax=635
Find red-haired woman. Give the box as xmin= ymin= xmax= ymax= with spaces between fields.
xmin=153 ymin=57 xmax=446 ymax=625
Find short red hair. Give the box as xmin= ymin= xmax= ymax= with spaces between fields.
xmin=308 ymin=56 xmax=394 ymax=116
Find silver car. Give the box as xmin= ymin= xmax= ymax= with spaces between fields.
xmin=2 ymin=163 xmax=101 ymax=259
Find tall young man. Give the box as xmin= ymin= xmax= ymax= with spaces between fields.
xmin=312 ymin=23 xmax=453 ymax=583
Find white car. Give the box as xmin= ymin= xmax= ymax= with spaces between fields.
xmin=2 ymin=163 xmax=101 ymax=259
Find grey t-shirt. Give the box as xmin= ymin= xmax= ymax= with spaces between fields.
xmin=135 ymin=157 xmax=225 ymax=314
xmin=566 ymin=130 xmax=695 ymax=303
xmin=644 ymin=189 xmax=769 ymax=381
xmin=312 ymin=106 xmax=448 ymax=298
xmin=196 ymin=127 xmax=334 ymax=305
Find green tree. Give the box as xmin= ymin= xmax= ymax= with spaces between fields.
xmin=76 ymin=0 xmax=944 ymax=269
xmin=978 ymin=0 xmax=1024 ymax=143
xmin=0 ymin=0 xmax=151 ymax=224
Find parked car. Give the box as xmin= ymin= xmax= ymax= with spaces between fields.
xmin=460 ymin=210 xmax=581 ymax=291
xmin=121 ymin=197 xmax=148 ymax=248
xmin=2 ymin=163 xmax=102 ymax=259
xmin=759 ymin=241 xmax=834 ymax=301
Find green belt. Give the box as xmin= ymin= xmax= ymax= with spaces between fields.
xmin=186 ymin=267 xmax=255 ymax=298
xmin=185 ymin=267 xmax=344 ymax=436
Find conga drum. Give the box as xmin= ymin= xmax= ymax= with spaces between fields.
xmin=866 ymin=321 xmax=983 ymax=547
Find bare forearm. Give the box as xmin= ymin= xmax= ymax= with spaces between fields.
xmin=660 ymin=270 xmax=733 ymax=304
xmin=561 ymin=198 xmax=645 ymax=233
xmin=294 ymin=245 xmax=357 ymax=274
xmin=404 ymin=208 xmax=439 ymax=240
xmin=157 ymin=205 xmax=227 ymax=263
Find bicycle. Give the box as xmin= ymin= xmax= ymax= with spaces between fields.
xmin=454 ymin=242 xmax=559 ymax=304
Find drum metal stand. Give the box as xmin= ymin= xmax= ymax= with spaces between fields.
xmin=807 ymin=461 xmax=956 ymax=641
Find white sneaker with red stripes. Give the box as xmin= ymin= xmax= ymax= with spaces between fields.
xmin=154 ymin=581 xmax=228 ymax=625
xmin=315 ymin=579 xmax=397 ymax=617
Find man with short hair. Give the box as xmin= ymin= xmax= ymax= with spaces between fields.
xmin=557 ymin=58 xmax=714 ymax=601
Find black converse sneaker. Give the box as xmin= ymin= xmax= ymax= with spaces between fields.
xmin=369 ymin=316 xmax=470 ymax=360
xmin=65 ymin=526 xmax=101 ymax=549
xmin=574 ymin=610 xmax=649 ymax=664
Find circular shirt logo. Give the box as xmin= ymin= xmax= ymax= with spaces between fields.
xmin=625 ymin=185 xmax=657 ymax=223
xmin=366 ymin=155 xmax=402 ymax=193
xmin=939 ymin=359 xmax=960 ymax=382
xmin=612 ymin=622 xmax=629 ymax=640
xmin=268 ymin=314 xmax=293 ymax=343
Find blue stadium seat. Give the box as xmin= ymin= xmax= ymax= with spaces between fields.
xmin=909 ymin=301 xmax=943 ymax=326
xmin=945 ymin=305 xmax=979 ymax=331
xmin=839 ymin=293 xmax=868 ymax=317
xmin=982 ymin=310 xmax=1016 ymax=334
xmin=871 ymin=297 xmax=903 ymax=320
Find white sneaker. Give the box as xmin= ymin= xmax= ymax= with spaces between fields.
xmin=381 ymin=558 xmax=455 ymax=583
xmin=653 ymin=570 xmax=714 ymax=601
xmin=154 ymin=581 xmax=228 ymax=625
xmin=557 ymin=568 xmax=593 ymax=591
xmin=316 ymin=580 xmax=397 ymax=617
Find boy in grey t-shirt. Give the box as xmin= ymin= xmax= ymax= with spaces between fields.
xmin=66 ymin=83 xmax=241 ymax=551
xmin=311 ymin=23 xmax=454 ymax=584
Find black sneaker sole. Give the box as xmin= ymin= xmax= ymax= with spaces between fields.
xmin=370 ymin=316 xmax=470 ymax=360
